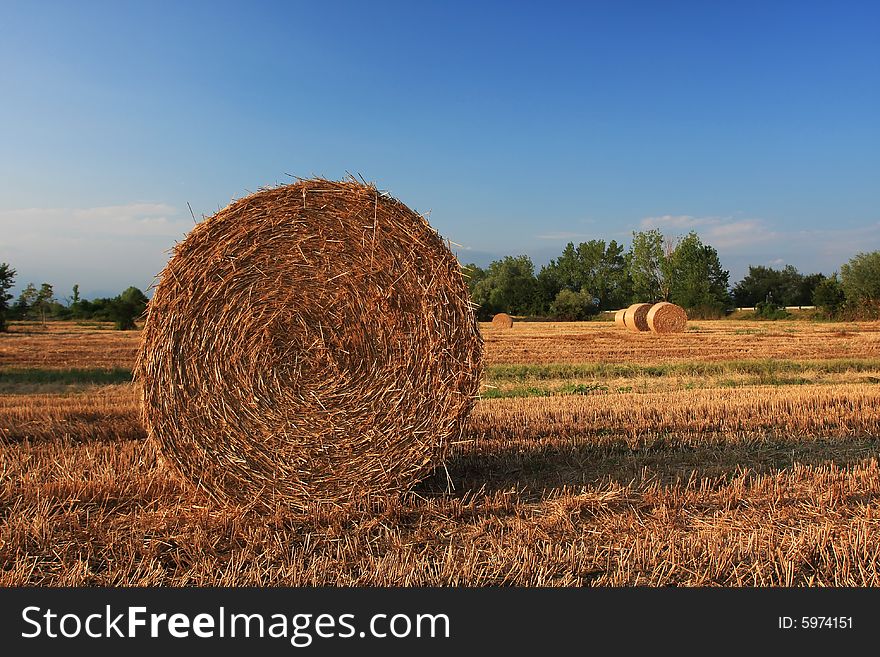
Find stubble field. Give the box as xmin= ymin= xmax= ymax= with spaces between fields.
xmin=2 ymin=319 xmax=880 ymax=586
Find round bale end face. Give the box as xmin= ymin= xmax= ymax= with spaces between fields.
xmin=647 ymin=302 xmax=688 ymax=333
xmin=135 ymin=179 xmax=484 ymax=511
xmin=623 ymin=303 xmax=652 ymax=332
xmin=491 ymin=313 xmax=514 ymax=329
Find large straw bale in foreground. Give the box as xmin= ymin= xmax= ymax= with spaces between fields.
xmin=647 ymin=301 xmax=688 ymax=333
xmin=491 ymin=313 xmax=514 ymax=329
xmin=136 ymin=179 xmax=483 ymax=511
xmin=623 ymin=303 xmax=652 ymax=332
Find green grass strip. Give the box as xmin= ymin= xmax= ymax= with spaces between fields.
xmin=487 ymin=359 xmax=880 ymax=381
xmin=0 ymin=367 xmax=133 ymax=385
xmin=481 ymin=382 xmax=609 ymax=399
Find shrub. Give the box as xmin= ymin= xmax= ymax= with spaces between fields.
xmin=550 ymin=288 xmax=599 ymax=321
xmin=813 ymin=275 xmax=845 ymax=318
xmin=754 ymin=300 xmax=790 ymax=320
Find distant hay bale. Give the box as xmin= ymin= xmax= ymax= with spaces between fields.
xmin=647 ymin=301 xmax=688 ymax=333
xmin=491 ymin=313 xmax=514 ymax=329
xmin=614 ymin=309 xmax=626 ymax=328
xmin=135 ymin=178 xmax=483 ymax=511
xmin=623 ymin=303 xmax=652 ymax=332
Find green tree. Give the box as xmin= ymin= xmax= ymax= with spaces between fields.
xmin=537 ymin=241 xmax=599 ymax=312
xmin=461 ymin=264 xmax=488 ymax=297
xmin=549 ymin=288 xmax=599 ymax=320
xmin=665 ymin=232 xmax=731 ymax=315
xmin=64 ymin=284 xmax=84 ymax=318
xmin=841 ymin=251 xmax=880 ymax=317
xmin=471 ymin=255 xmax=538 ymax=319
xmin=34 ymin=283 xmax=56 ymax=324
xmin=754 ymin=299 xmax=789 ymax=320
xmin=776 ymin=265 xmax=806 ymax=306
xmin=119 ymin=286 xmax=149 ymax=310
xmin=14 ymin=283 xmax=38 ymax=320
xmin=539 ymin=239 xmax=632 ymax=311
xmin=813 ymin=274 xmax=845 ymax=317
xmin=795 ymin=272 xmax=826 ymax=307
xmin=600 ymin=240 xmax=632 ymax=310
xmin=109 ymin=286 xmax=149 ymax=330
xmin=535 ymin=264 xmax=563 ymax=315
xmin=539 ymin=242 xmax=582 ymax=297
xmin=0 ymin=263 xmax=16 ymax=332
xmin=573 ymin=240 xmax=606 ymax=297
xmin=628 ymin=229 xmax=666 ymax=302
xmin=733 ymin=266 xmax=773 ymax=307
xmin=732 ymin=264 xmax=819 ymax=308
xmin=66 ymin=284 xmax=81 ymax=314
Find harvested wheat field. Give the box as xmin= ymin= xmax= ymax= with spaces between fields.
xmin=0 ymin=321 xmax=138 ymax=369
xmin=482 ymin=318 xmax=880 ymax=364
xmin=2 ymin=319 xmax=880 ymax=586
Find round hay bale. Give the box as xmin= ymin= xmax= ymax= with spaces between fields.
xmin=614 ymin=309 xmax=626 ymax=328
xmin=647 ymin=301 xmax=688 ymax=333
xmin=135 ymin=179 xmax=483 ymax=511
xmin=491 ymin=313 xmax=514 ymax=329
xmin=623 ymin=303 xmax=652 ymax=332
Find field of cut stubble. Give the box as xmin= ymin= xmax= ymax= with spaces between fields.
xmin=2 ymin=318 xmax=880 ymax=586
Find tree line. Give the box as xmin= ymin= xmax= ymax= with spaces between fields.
xmin=1 ymin=232 xmax=878 ymax=331
xmin=462 ymin=229 xmax=880 ymax=321
xmin=0 ymin=264 xmax=148 ymax=331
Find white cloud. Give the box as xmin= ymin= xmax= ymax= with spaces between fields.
xmin=790 ymin=222 xmax=880 ymax=262
xmin=640 ymin=214 xmax=713 ymax=230
xmin=637 ymin=213 xmax=880 ymax=280
xmin=0 ymin=202 xmax=189 ymax=296
xmin=705 ymin=219 xmax=777 ymax=249
xmin=639 ymin=214 xmax=777 ymax=249
xmin=1 ymin=202 xmax=186 ymax=239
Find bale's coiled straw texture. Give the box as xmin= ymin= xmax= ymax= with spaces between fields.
xmin=623 ymin=303 xmax=652 ymax=332
xmin=136 ymin=179 xmax=483 ymax=511
xmin=491 ymin=313 xmax=514 ymax=329
xmin=614 ymin=309 xmax=626 ymax=328
xmin=647 ymin=301 xmax=688 ymax=333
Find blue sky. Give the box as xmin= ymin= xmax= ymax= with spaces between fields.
xmin=1 ymin=0 xmax=878 ymax=298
